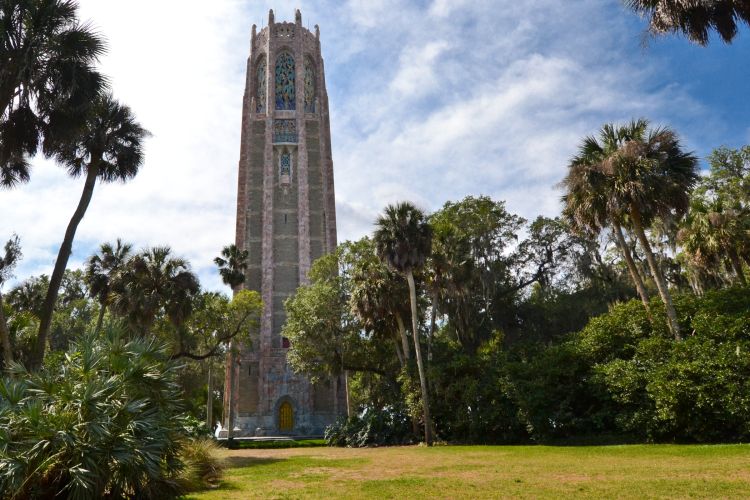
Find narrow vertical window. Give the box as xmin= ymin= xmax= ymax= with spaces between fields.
xmin=280 ymin=153 xmax=291 ymax=177
xmin=256 ymin=56 xmax=266 ymax=113
xmin=275 ymin=52 xmax=296 ymax=110
xmin=304 ymin=57 xmax=315 ymax=113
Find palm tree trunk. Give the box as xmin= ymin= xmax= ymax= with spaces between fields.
xmin=33 ymin=161 xmax=100 ymax=369
xmin=428 ymin=290 xmax=437 ymax=363
xmin=727 ymin=247 xmax=746 ymax=285
xmin=206 ymin=364 xmax=214 ymax=433
xmin=395 ymin=313 xmax=411 ymax=360
xmin=406 ymin=270 xmax=433 ymax=445
xmin=226 ymin=342 xmax=237 ymax=444
xmin=630 ymin=207 xmax=681 ymax=340
xmin=94 ymin=303 xmax=106 ymax=334
xmin=0 ymin=292 xmax=13 ymax=367
xmin=612 ymin=222 xmax=651 ymax=315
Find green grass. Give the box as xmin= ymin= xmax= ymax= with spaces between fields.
xmin=184 ymin=444 xmax=750 ymax=499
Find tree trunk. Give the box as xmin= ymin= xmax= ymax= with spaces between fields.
xmin=94 ymin=303 xmax=106 ymax=334
xmin=33 ymin=160 xmax=100 ymax=369
xmin=0 ymin=293 xmax=13 ymax=367
xmin=226 ymin=342 xmax=237 ymax=444
xmin=395 ymin=313 xmax=410 ymax=360
xmin=206 ymin=364 xmax=214 ymax=433
xmin=727 ymin=247 xmax=747 ymax=285
xmin=428 ymin=289 xmax=437 ymax=363
xmin=612 ymin=221 xmax=651 ymax=315
xmin=630 ymin=207 xmax=681 ymax=340
xmin=344 ymin=370 xmax=351 ymax=418
xmin=406 ymin=270 xmax=433 ymax=445
xmin=393 ymin=338 xmax=405 ymax=367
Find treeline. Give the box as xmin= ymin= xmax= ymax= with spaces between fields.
xmin=283 ymin=135 xmax=750 ymax=445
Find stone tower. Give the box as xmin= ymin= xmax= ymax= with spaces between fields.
xmin=224 ymin=9 xmax=344 ymax=437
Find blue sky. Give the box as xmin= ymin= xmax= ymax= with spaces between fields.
xmin=1 ymin=0 xmax=748 ymax=291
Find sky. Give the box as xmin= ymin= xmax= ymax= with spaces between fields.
xmin=1 ymin=0 xmax=748 ymax=291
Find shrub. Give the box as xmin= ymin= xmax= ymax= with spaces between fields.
xmin=178 ymin=438 xmax=225 ymax=492
xmin=325 ymin=406 xmax=413 ymax=447
xmin=593 ymin=287 xmax=750 ymax=442
xmin=0 ymin=327 xmax=188 ymax=499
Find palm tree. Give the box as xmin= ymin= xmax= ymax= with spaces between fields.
xmin=594 ymin=120 xmax=698 ymax=339
xmin=625 ymin=0 xmax=750 ymax=45
xmin=349 ymin=240 xmax=412 ymax=366
xmin=214 ymin=244 xmax=248 ymax=290
xmin=31 ymin=94 xmax=148 ymax=368
xmin=1 ymin=0 xmax=106 ymax=188
xmin=84 ymin=238 xmax=132 ymax=333
xmin=0 ymin=235 xmax=21 ymax=365
xmin=561 ymin=140 xmax=652 ymax=316
xmin=373 ymin=202 xmax=434 ymax=445
xmin=110 ymin=246 xmax=200 ymax=335
xmin=215 ymin=243 xmax=248 ymax=443
xmin=679 ymin=197 xmax=749 ymax=285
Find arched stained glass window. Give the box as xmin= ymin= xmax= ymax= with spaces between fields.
xmin=304 ymin=57 xmax=315 ymax=113
xmin=275 ymin=52 xmax=295 ymax=110
xmin=256 ymin=56 xmax=266 ymax=113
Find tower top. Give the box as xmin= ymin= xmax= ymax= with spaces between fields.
xmin=254 ymin=9 xmax=320 ymax=45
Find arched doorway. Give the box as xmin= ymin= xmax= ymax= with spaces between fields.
xmin=279 ymin=401 xmax=294 ymax=432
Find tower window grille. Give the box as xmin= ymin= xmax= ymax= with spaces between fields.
xmin=273 ymin=119 xmax=297 ymax=143
xmin=280 ymin=152 xmax=292 ymax=187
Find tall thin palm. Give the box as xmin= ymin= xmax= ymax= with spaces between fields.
xmin=625 ymin=0 xmax=750 ymax=45
xmin=33 ymin=94 xmax=149 ymax=368
xmin=0 ymin=0 xmax=106 ymax=188
xmin=604 ymin=119 xmax=698 ymax=339
xmin=215 ymin=243 xmax=248 ymax=444
xmin=561 ymin=139 xmax=652 ymax=316
xmin=0 ymin=235 xmax=21 ymax=365
xmin=373 ymin=202 xmax=434 ymax=445
xmin=85 ymin=238 xmax=132 ymax=333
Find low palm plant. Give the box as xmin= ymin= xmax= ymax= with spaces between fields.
xmin=0 ymin=325 xmax=187 ymax=499
xmin=177 ymin=438 xmax=225 ymax=491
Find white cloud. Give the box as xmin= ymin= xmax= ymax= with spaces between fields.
xmin=390 ymin=41 xmax=450 ymax=95
xmin=0 ymin=0 xmax=730 ymax=293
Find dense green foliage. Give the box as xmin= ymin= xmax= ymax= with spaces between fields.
xmin=0 ymin=328 xmax=186 ymax=498
xmin=285 ymin=149 xmax=750 ymax=446
xmin=435 ymin=287 xmax=750 ymax=444
xmin=325 ymin=407 xmax=414 ymax=447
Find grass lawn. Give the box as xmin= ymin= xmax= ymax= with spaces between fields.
xmin=184 ymin=444 xmax=750 ymax=499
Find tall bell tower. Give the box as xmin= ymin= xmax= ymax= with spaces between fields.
xmin=225 ymin=9 xmax=344 ymax=436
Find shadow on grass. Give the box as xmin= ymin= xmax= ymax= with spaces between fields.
xmin=224 ymin=456 xmax=285 ymax=469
